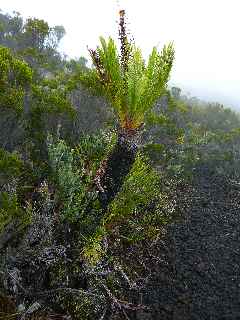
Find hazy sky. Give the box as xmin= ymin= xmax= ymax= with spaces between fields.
xmin=1 ymin=0 xmax=240 ymax=108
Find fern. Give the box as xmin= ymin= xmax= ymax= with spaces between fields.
xmin=77 ymin=11 xmax=175 ymax=132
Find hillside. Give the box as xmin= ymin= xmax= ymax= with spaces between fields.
xmin=0 ymin=9 xmax=240 ymax=320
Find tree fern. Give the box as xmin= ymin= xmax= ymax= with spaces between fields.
xmin=78 ymin=11 xmax=175 ymax=133
xmin=74 ymin=10 xmax=175 ymax=208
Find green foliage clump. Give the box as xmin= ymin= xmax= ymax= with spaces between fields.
xmin=56 ymin=289 xmax=106 ymax=320
xmin=0 ymin=148 xmax=23 ymax=180
xmin=172 ymin=101 xmax=240 ymax=178
xmin=0 ymin=149 xmax=32 ymax=233
xmin=190 ymin=103 xmax=240 ymax=132
xmin=105 ymin=154 xmax=169 ymax=241
xmin=82 ymin=37 xmax=174 ymax=129
xmin=47 ymin=131 xmax=115 ymax=223
xmin=74 ymin=130 xmax=116 ymax=173
xmin=24 ymin=79 xmax=75 ymax=163
xmin=47 ymin=137 xmax=87 ymax=221
xmin=192 ymin=127 xmax=240 ymax=177
xmin=0 ymin=192 xmax=31 ymax=233
xmin=106 ymin=155 xmax=159 ymax=221
xmin=0 ymin=46 xmax=32 ymax=113
xmin=83 ymin=154 xmax=172 ymax=265
xmin=76 ymin=11 xmax=174 ymax=131
xmin=31 ymin=79 xmax=75 ymax=115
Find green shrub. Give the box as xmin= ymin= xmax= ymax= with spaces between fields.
xmin=47 ymin=137 xmax=87 ymax=221
xmin=83 ymin=154 xmax=173 ymax=265
xmin=0 ymin=192 xmax=31 ymax=233
xmin=0 ymin=46 xmax=32 ymax=114
xmin=47 ymin=131 xmax=115 ymax=223
xmin=0 ymin=148 xmax=23 ymax=181
xmin=104 ymin=154 xmax=171 ymax=241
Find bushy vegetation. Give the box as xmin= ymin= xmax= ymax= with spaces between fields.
xmin=0 ymin=8 xmax=240 ymax=320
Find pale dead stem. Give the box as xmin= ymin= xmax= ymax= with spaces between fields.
xmin=101 ymin=282 xmax=150 ymax=319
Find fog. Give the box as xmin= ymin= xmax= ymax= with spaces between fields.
xmin=1 ymin=0 xmax=239 ymax=108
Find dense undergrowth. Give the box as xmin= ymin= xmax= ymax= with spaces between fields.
xmin=0 ymin=8 xmax=240 ymax=320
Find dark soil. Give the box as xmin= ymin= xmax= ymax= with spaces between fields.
xmin=142 ymin=168 xmax=240 ymax=320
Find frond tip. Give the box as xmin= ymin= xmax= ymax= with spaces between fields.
xmin=118 ymin=9 xmax=132 ymax=74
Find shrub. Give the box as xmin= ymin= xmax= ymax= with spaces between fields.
xmin=83 ymin=154 xmax=174 ymax=265
xmin=105 ymin=154 xmax=171 ymax=241
xmin=0 ymin=192 xmax=32 ymax=233
xmin=0 ymin=148 xmax=23 ymax=181
xmin=47 ymin=131 xmax=115 ymax=223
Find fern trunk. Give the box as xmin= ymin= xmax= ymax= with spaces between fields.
xmin=96 ymin=129 xmax=139 ymax=209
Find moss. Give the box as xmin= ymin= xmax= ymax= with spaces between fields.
xmin=83 ymin=235 xmax=105 ymax=266
xmin=56 ymin=289 xmax=106 ymax=320
xmin=48 ymin=261 xmax=69 ymax=288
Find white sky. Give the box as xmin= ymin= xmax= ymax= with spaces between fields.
xmin=1 ymin=0 xmax=240 ymax=108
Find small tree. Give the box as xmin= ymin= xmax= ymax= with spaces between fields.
xmin=79 ymin=10 xmax=175 ymax=208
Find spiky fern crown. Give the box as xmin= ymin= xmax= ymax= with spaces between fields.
xmin=80 ymin=10 xmax=175 ymax=131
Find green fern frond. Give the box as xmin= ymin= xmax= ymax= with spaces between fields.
xmin=76 ymin=12 xmax=175 ymax=131
xmin=126 ymin=46 xmax=146 ymax=125
xmin=97 ymin=37 xmax=124 ymax=110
